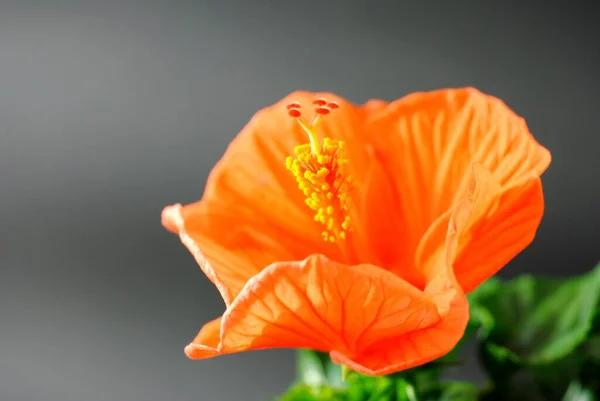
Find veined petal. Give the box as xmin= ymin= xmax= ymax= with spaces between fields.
xmin=330 ymin=294 xmax=467 ymax=375
xmin=331 ymin=174 xmax=476 ymax=376
xmin=162 ymin=92 xmax=373 ymax=305
xmin=454 ymin=171 xmax=545 ymax=293
xmin=416 ymin=163 xmax=545 ymax=293
xmin=364 ymin=87 xmax=550 ymax=288
xmin=184 ymin=255 xmax=441 ymax=366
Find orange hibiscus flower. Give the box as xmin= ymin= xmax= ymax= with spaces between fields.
xmin=161 ymin=88 xmax=551 ymax=376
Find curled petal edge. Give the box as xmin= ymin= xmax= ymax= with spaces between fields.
xmin=162 ymin=204 xmax=235 ymax=305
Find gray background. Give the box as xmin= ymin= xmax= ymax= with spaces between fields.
xmin=1 ymin=1 xmax=599 ymax=400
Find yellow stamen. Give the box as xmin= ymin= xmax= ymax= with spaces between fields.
xmin=285 ymin=100 xmax=352 ymax=242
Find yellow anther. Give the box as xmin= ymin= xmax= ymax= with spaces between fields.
xmin=316 ymin=168 xmax=329 ymax=178
xmin=284 ymin=99 xmax=352 ymax=243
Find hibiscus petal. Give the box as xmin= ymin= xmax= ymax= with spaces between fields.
xmin=332 ymin=166 xmax=484 ymax=376
xmin=162 ymin=92 xmax=373 ymax=305
xmin=357 ymin=153 xmax=408 ymax=270
xmin=184 ymin=254 xmax=441 ymax=367
xmin=162 ymin=204 xmax=254 ymax=305
xmin=416 ymin=163 xmax=545 ymax=293
xmin=364 ymin=87 xmax=550 ymax=288
xmin=330 ymin=293 xmax=467 ymax=376
xmin=415 ymin=164 xmax=500 ymax=286
xmin=453 ymin=172 xmax=545 ymax=293
xmin=184 ymin=317 xmax=221 ymax=359
xmin=362 ymin=98 xmax=388 ymax=113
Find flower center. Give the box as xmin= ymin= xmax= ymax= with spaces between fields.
xmin=285 ymin=99 xmax=353 ymax=242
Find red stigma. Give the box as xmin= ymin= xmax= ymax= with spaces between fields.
xmin=315 ymin=106 xmax=331 ymax=115
xmin=288 ymin=108 xmax=302 ymax=118
xmin=327 ymin=102 xmax=339 ymax=109
xmin=312 ymin=99 xmax=327 ymax=106
xmin=286 ymin=102 xmax=301 ymax=110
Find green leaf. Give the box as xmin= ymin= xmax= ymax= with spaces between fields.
xmin=274 ymin=383 xmax=347 ymax=401
xmin=467 ymin=265 xmax=600 ymax=400
xmin=291 ymin=350 xmax=484 ymax=400
xmin=436 ymin=381 xmax=480 ymax=401
xmin=579 ymin=333 xmax=600 ymax=397
xmin=562 ymin=380 xmax=598 ymax=401
xmin=467 ymin=277 xmax=502 ymax=338
xmin=296 ymin=349 xmax=343 ymax=388
xmin=468 ymin=264 xmax=600 ymax=366
xmin=395 ymin=379 xmax=418 ymax=401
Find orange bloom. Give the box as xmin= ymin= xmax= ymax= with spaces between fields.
xmin=162 ymin=88 xmax=550 ymax=376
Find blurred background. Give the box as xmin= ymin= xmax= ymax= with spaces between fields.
xmin=1 ymin=1 xmax=599 ymax=400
